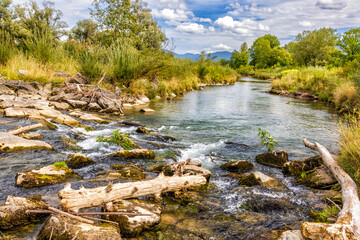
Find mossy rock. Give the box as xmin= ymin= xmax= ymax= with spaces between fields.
xmin=147 ymin=163 xmax=174 ymax=176
xmin=242 ymin=195 xmax=295 ymax=213
xmin=238 ymin=171 xmax=287 ymax=191
xmin=154 ymin=150 xmax=179 ymax=161
xmin=255 ymin=150 xmax=288 ymax=168
xmin=220 ymin=160 xmax=254 ymax=173
xmin=108 ymin=149 xmax=155 ymax=159
xmin=0 ymin=196 xmax=48 ymax=230
xmin=110 ymin=163 xmax=147 ymax=181
xmin=61 ymin=136 xmax=82 ymax=151
xmin=136 ymin=127 xmax=150 ymax=134
xmin=282 ymin=155 xmax=322 ymax=177
xmin=297 ymin=166 xmax=337 ymax=189
xmin=66 ymin=153 xmax=96 ymax=169
xmin=15 ymin=164 xmax=82 ymax=188
xmin=103 ymin=199 xmax=161 ymax=238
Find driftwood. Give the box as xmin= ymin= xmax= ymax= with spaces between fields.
xmin=59 ymin=173 xmax=207 ymax=212
xmin=302 ymin=138 xmax=360 ymax=240
xmin=8 ymin=123 xmax=43 ymax=135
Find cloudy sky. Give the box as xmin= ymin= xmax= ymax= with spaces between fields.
xmin=13 ymin=0 xmax=359 ymax=54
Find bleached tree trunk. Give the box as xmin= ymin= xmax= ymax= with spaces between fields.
xmin=8 ymin=123 xmax=43 ymax=135
xmin=302 ymin=138 xmax=360 ymax=240
xmin=59 ymin=173 xmax=207 ymax=212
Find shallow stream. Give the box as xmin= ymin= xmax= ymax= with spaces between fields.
xmin=0 ymin=78 xmax=339 ymax=239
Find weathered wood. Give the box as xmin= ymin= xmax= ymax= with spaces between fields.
xmin=48 ymin=207 xmax=95 ymax=224
xmin=59 ymin=173 xmax=207 ymax=212
xmin=8 ymin=123 xmax=43 ymax=135
xmin=302 ymin=138 xmax=360 ymax=240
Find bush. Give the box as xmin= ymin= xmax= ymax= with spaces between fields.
xmin=23 ymin=28 xmax=57 ymax=63
xmin=78 ymin=46 xmax=107 ymax=82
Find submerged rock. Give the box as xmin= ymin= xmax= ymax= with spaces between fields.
xmin=297 ymin=165 xmax=337 ymax=189
xmin=110 ymin=163 xmax=147 ymax=181
xmin=255 ymin=150 xmax=288 ymax=168
xmin=0 ymin=132 xmax=53 ymax=152
xmin=66 ymin=153 xmax=96 ymax=169
xmin=238 ymin=171 xmax=287 ymax=191
xmin=108 ymin=149 xmax=155 ymax=159
xmin=0 ymin=196 xmax=48 ymax=229
xmin=140 ymin=108 xmax=155 ymax=113
xmin=15 ymin=163 xmax=82 ymax=188
xmin=104 ymin=199 xmax=161 ymax=237
xmin=220 ymin=160 xmax=254 ymax=173
xmin=61 ymin=136 xmax=81 ymax=151
xmin=243 ymin=195 xmax=295 ymax=213
xmin=136 ymin=127 xmax=150 ymax=134
xmin=37 ymin=214 xmax=121 ymax=240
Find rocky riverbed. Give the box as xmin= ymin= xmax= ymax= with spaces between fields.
xmin=0 ymin=76 xmax=342 ymax=239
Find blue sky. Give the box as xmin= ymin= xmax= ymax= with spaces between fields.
xmin=13 ymin=0 xmax=360 ymax=54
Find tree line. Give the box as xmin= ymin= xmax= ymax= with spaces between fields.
xmin=226 ymin=28 xmax=360 ymax=69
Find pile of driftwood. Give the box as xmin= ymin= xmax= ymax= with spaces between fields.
xmin=49 ymin=74 xmax=124 ymax=115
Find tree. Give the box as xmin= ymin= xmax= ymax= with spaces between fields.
xmin=70 ymin=19 xmax=98 ymax=42
xmin=338 ymin=28 xmax=360 ymax=61
xmin=230 ymin=42 xmax=249 ymax=69
xmin=250 ymin=36 xmax=273 ymax=68
xmin=0 ymin=0 xmax=13 ymax=33
xmin=290 ymin=28 xmax=338 ymax=66
xmin=90 ymin=0 xmax=137 ymax=38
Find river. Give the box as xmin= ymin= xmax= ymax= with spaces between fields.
xmin=0 ymin=77 xmax=339 ymax=239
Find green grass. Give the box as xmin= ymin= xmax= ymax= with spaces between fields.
xmin=96 ymin=129 xmax=137 ymax=150
xmin=53 ymin=161 xmax=67 ymax=168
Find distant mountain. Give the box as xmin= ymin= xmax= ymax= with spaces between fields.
xmin=171 ymin=51 xmax=232 ymax=61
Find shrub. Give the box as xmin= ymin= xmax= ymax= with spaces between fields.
xmin=0 ymin=30 xmax=14 ymax=65
xmin=23 ymin=28 xmax=57 ymax=63
xmin=258 ymin=128 xmax=278 ymax=151
xmin=78 ymin=46 xmax=107 ymax=82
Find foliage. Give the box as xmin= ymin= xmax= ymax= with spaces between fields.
xmin=0 ymin=30 xmax=14 ymax=65
xmin=338 ymin=28 xmax=360 ymax=62
xmin=78 ymin=45 xmax=107 ymax=82
xmin=70 ymin=19 xmax=98 ymax=43
xmin=230 ymin=42 xmax=249 ymax=68
xmin=312 ymin=206 xmax=340 ymax=223
xmin=338 ymin=111 xmax=360 ymax=186
xmin=257 ymin=128 xmax=278 ymax=151
xmin=53 ymin=161 xmax=67 ymax=168
xmin=289 ymin=28 xmax=338 ymax=66
xmin=96 ymin=129 xmax=135 ymax=150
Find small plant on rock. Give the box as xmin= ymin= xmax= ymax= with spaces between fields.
xmin=258 ymin=128 xmax=278 ymax=151
xmin=96 ymin=129 xmax=138 ymax=150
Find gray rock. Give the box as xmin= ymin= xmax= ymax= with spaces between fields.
xmin=66 ymin=153 xmax=96 ymax=169
xmin=17 ymin=70 xmax=30 ymax=77
xmin=0 ymin=84 xmax=15 ymax=95
xmin=66 ymin=99 xmax=88 ymax=109
xmin=220 ymin=160 xmax=254 ymax=173
xmin=0 ymin=132 xmax=53 ymax=152
xmin=255 ymin=150 xmax=288 ymax=168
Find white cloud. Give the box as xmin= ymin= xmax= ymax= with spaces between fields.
xmin=316 ymin=0 xmax=347 ymax=10
xmin=175 ymin=22 xmax=206 ymax=34
xmin=208 ymin=26 xmax=215 ymax=32
xmin=299 ymin=21 xmax=313 ymax=27
xmin=215 ymin=16 xmax=270 ymax=36
xmin=211 ymin=43 xmax=232 ymax=50
xmin=199 ymin=18 xmax=212 ymax=23
xmin=152 ymin=8 xmax=193 ymax=22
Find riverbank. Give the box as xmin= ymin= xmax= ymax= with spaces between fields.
xmin=0 ymin=78 xmax=346 ymax=239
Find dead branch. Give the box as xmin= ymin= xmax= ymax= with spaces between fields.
xmin=59 ymin=174 xmax=207 ymax=212
xmin=8 ymin=123 xmax=43 ymax=135
xmin=301 ymin=138 xmax=360 ymax=240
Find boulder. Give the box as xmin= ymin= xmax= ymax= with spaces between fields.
xmin=68 ymin=73 xmax=87 ymax=85
xmin=4 ymin=107 xmax=40 ymax=118
xmin=4 ymin=80 xmax=37 ymax=94
xmin=39 ymin=108 xmax=62 ymax=118
xmin=238 ymin=171 xmax=287 ymax=191
xmin=108 ymin=149 xmax=155 ymax=159
xmin=54 ymin=114 xmax=79 ymax=126
xmin=49 ymin=101 xmax=71 ymax=110
xmin=17 ymin=70 xmax=30 ymax=77
xmin=61 ymin=136 xmax=81 ymax=151
xmin=0 ymin=196 xmax=48 ymax=229
xmin=37 ymin=214 xmax=121 ymax=240
xmin=87 ymin=102 xmax=102 ymax=111
xmin=110 ymin=163 xmax=147 ymax=181
xmin=255 ymin=150 xmax=288 ymax=168
xmin=0 ymin=132 xmax=53 ymax=152
xmin=297 ymin=165 xmax=337 ymax=189
xmin=282 ymin=155 xmax=322 ymax=177
xmin=0 ymin=85 xmax=15 ymax=95
xmin=104 ymin=199 xmax=161 ymax=237
xmin=220 ymin=160 xmax=254 ymax=173
xmin=139 ymin=96 xmax=150 ymax=103
xmin=140 ymin=108 xmax=155 ymax=113
xmin=278 ymin=230 xmax=303 ymax=240
xmin=66 ymin=99 xmax=88 ymax=109
xmin=242 ymin=195 xmax=295 ymax=213
xmin=136 ymin=127 xmax=150 ymax=134
xmin=66 ymin=153 xmax=96 ymax=169
xmin=15 ymin=163 xmax=82 ymax=188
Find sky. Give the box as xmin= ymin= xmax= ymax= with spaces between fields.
xmin=13 ymin=0 xmax=360 ymax=54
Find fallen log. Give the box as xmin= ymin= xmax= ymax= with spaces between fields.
xmin=302 ymin=138 xmax=360 ymax=240
xmin=8 ymin=123 xmax=43 ymax=135
xmin=59 ymin=173 xmax=207 ymax=212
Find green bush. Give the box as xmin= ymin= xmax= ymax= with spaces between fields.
xmin=78 ymin=46 xmax=107 ymax=82
xmin=23 ymin=28 xmax=57 ymax=63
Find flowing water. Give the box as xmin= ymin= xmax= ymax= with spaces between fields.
xmin=0 ymin=78 xmax=339 ymax=239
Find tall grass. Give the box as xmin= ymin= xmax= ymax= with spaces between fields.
xmin=78 ymin=46 xmax=108 ymax=82
xmin=22 ymin=29 xmax=57 ymax=63
xmin=338 ymin=112 xmax=360 ymax=186
xmin=0 ymin=30 xmax=14 ymax=65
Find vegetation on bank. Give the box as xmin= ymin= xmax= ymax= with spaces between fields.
xmin=0 ymin=0 xmax=237 ymax=99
